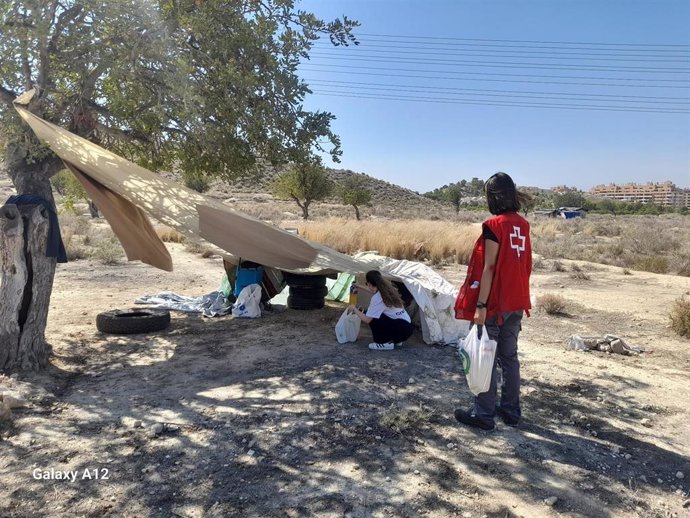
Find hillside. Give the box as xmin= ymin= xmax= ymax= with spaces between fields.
xmin=0 ymin=165 xmax=458 ymax=221
xmin=209 ymin=167 xmax=453 ymax=220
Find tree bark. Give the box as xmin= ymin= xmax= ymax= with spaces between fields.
xmin=353 ymin=205 xmax=360 ymax=221
xmin=1 ymin=137 xmax=60 ymax=372
xmin=0 ymin=204 xmax=55 ymax=372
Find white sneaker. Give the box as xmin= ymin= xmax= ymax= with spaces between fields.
xmin=395 ymin=342 xmax=403 ymax=347
xmin=369 ymin=342 xmax=394 ymax=351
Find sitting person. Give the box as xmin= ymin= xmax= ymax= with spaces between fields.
xmin=349 ymin=270 xmax=414 ymax=351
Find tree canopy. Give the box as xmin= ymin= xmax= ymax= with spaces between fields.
xmin=339 ymin=174 xmax=371 ymax=220
xmin=0 ymin=0 xmax=358 ymax=182
xmin=271 ymin=163 xmax=333 ymax=220
xmin=0 ymin=0 xmax=357 ymax=371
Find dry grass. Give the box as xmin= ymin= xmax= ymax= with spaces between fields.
xmin=298 ymin=218 xmax=478 ymax=264
xmin=536 ymin=294 xmax=568 ymax=315
xmin=670 ymin=296 xmax=690 ymax=337
xmin=531 ymin=214 xmax=690 ymax=276
xmin=379 ymin=404 xmax=434 ymax=435
xmin=155 ymin=225 xmax=186 ymax=243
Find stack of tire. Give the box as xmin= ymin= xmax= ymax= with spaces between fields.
xmin=283 ymin=273 xmax=328 ymax=310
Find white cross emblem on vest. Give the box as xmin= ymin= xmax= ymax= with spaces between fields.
xmin=509 ymin=226 xmax=526 ymax=257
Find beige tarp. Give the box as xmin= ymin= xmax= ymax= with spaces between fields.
xmin=13 ymin=98 xmax=468 ymax=344
xmin=14 ymin=105 xmax=317 ymax=271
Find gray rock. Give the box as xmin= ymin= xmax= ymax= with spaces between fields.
xmin=640 ymin=418 xmax=651 ymax=427
xmin=544 ymin=496 xmax=558 ymax=506
xmin=682 ymin=499 xmax=690 ymax=508
xmin=676 ymin=471 xmax=685 ymax=480
xmin=150 ymin=423 xmax=164 ymax=435
xmin=408 ymin=377 xmax=416 ymax=384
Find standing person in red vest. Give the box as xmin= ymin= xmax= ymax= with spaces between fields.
xmin=454 ymin=172 xmax=532 ymax=431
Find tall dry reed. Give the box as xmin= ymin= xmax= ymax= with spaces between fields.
xmin=298 ymin=218 xmax=479 ymax=264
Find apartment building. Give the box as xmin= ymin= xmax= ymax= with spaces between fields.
xmin=590 ymin=181 xmax=690 ymax=208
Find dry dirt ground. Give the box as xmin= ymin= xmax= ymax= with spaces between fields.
xmin=1 ymin=242 xmax=690 ymax=518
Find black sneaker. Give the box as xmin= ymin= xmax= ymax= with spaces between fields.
xmin=495 ymin=405 xmax=520 ymax=427
xmin=454 ymin=409 xmax=495 ymax=431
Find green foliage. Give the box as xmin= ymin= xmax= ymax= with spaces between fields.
xmin=554 ymin=191 xmax=587 ymax=208
xmin=423 ymin=178 xmax=484 ymax=211
xmin=0 ymin=0 xmax=359 ymax=188
xmin=272 ymin=163 xmax=333 ymax=219
xmin=183 ymin=171 xmax=211 ymax=193
xmin=339 ymin=174 xmax=372 ymax=219
xmin=51 ymin=170 xmax=88 ymax=200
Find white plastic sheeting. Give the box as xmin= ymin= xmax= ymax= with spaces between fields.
xmin=353 ymin=252 xmax=470 ymax=345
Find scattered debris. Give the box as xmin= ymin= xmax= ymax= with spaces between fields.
xmin=566 ymin=334 xmax=644 ymax=355
xmin=0 ymin=393 xmax=27 ymax=409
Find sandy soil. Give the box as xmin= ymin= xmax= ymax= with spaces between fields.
xmin=1 ymin=242 xmax=689 ymax=518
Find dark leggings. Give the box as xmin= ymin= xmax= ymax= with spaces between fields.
xmin=369 ymin=314 xmax=414 ymax=344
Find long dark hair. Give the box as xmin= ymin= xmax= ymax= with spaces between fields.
xmin=365 ymin=270 xmax=404 ymax=308
xmin=485 ymin=172 xmax=532 ymax=215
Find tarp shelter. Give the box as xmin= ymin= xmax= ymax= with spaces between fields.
xmin=13 ymin=95 xmax=468 ymax=345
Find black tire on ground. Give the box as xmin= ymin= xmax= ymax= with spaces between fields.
xmin=288 ymin=285 xmax=329 ymax=300
xmin=287 ymin=295 xmax=325 ymax=310
xmin=96 ymin=308 xmax=171 ymax=335
xmin=283 ymin=273 xmax=327 ymax=289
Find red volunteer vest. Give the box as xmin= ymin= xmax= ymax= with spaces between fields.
xmin=454 ymin=212 xmax=532 ymax=321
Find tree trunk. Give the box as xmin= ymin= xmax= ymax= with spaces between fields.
xmin=0 ymin=204 xmax=55 ymax=372
xmin=353 ymin=205 xmax=360 ymax=221
xmin=1 ymin=142 xmax=60 ymax=372
xmin=301 ymin=201 xmax=310 ymax=220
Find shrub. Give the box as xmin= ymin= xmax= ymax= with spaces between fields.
xmin=633 ymin=256 xmax=669 ymax=274
xmin=670 ymin=297 xmax=690 ymax=337
xmin=551 ymin=260 xmax=566 ymax=272
xmin=571 ymin=271 xmax=590 ymax=281
xmin=183 ymin=172 xmax=211 ymax=193
xmin=532 ymin=255 xmax=547 ymax=270
xmin=536 ymin=294 xmax=568 ymax=315
xmin=156 ymin=226 xmax=186 ymax=243
xmin=91 ymin=238 xmax=124 ymax=265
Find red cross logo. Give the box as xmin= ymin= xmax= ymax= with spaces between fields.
xmin=509 ymin=226 xmax=526 ymax=257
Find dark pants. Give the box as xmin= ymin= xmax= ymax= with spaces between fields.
xmin=473 ymin=311 xmax=523 ymax=422
xmin=369 ymin=315 xmax=414 ymax=344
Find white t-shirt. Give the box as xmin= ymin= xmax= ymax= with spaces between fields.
xmin=366 ymin=292 xmax=411 ymax=323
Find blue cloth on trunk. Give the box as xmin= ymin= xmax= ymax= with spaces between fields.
xmin=5 ymin=194 xmax=68 ymax=263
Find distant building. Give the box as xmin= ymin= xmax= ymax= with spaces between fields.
xmin=590 ymin=181 xmax=690 ymax=208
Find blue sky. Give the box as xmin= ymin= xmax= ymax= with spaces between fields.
xmin=298 ymin=0 xmax=690 ymax=193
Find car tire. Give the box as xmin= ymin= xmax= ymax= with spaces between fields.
xmin=96 ymin=308 xmax=171 ymax=335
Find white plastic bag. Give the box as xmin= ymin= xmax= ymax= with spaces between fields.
xmin=458 ymin=325 xmax=498 ymax=395
xmin=232 ymin=284 xmax=262 ymax=318
xmin=335 ymin=308 xmax=361 ymax=344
